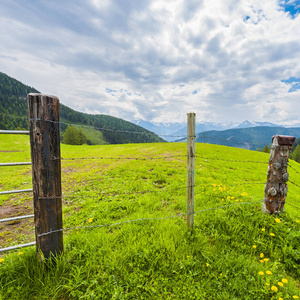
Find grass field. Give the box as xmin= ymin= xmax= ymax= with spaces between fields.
xmin=0 ymin=134 xmax=300 ymax=299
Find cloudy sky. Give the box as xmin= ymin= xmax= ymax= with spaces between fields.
xmin=0 ymin=0 xmax=300 ymax=124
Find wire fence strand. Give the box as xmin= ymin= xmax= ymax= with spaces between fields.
xmin=38 ymin=199 xmax=264 ymax=237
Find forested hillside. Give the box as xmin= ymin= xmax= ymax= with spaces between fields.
xmin=193 ymin=126 xmax=300 ymax=151
xmin=0 ymin=72 xmax=164 ymax=144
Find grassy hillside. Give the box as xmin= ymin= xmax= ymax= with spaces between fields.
xmin=192 ymin=126 xmax=300 ymax=151
xmin=0 ymin=72 xmax=164 ymax=145
xmin=1 ymin=136 xmax=300 ymax=299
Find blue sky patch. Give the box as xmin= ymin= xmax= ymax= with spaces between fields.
xmin=279 ymin=0 xmax=300 ymax=18
xmin=243 ymin=16 xmax=250 ymax=22
xmin=281 ymin=77 xmax=300 ymax=92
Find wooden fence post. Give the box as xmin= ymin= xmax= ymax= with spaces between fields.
xmin=187 ymin=113 xmax=196 ymax=228
xmin=263 ymin=135 xmax=295 ymax=214
xmin=28 ymin=93 xmax=63 ymax=259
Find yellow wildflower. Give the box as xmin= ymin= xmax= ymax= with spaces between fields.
xmin=206 ymin=263 xmax=209 ymax=267
xmin=231 ymin=197 xmax=235 ymax=200
xmin=88 ymin=218 xmax=93 ymax=223
xmin=253 ymin=245 xmax=257 ymax=249
xmin=275 ymin=218 xmax=281 ymax=223
xmin=262 ymin=228 xmax=266 ymax=232
xmin=293 ymin=296 xmax=299 ymax=299
xmin=270 ymin=233 xmax=275 ymax=237
xmin=282 ymin=278 xmax=288 ymax=284
xmin=259 ymin=260 xmax=264 ymax=263
xmin=220 ymin=273 xmax=222 ymax=276
xmin=260 ymin=253 xmax=264 ymax=258
xmin=296 ymin=220 xmax=299 ymax=223
xmin=258 ymin=271 xmax=264 ymax=276
xmin=187 ymin=256 xmax=190 ymax=258
xmin=271 ymin=286 xmax=278 ymax=292
xmin=266 ymin=270 xmax=272 ymax=275
xmin=18 ymin=252 xmax=24 ymax=255
xmin=278 ymin=282 xmax=283 ymax=287
xmin=279 ymin=298 xmax=283 ymax=300
xmin=265 ymin=283 xmax=270 ymax=286
xmin=263 ymin=258 xmax=269 ymax=262
xmin=0 ymin=259 xmax=4 ymax=263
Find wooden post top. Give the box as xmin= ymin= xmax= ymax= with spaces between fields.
xmin=272 ymin=135 xmax=295 ymax=146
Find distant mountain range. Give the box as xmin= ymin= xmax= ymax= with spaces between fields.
xmin=132 ymin=119 xmax=300 ymax=142
xmin=174 ymin=126 xmax=300 ymax=151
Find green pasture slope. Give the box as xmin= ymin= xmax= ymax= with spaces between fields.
xmin=1 ymin=135 xmax=300 ymax=299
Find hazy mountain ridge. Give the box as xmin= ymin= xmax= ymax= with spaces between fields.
xmin=132 ymin=119 xmax=297 ymax=142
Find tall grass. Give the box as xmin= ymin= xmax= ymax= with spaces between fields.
xmin=0 ymin=135 xmax=300 ymax=299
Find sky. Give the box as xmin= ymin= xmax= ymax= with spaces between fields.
xmin=0 ymin=0 xmax=300 ymax=125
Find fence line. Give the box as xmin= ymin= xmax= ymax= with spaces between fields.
xmin=37 ymin=199 xmax=264 ymax=238
xmin=288 ymin=163 xmax=300 ymax=175
xmin=61 ymin=155 xmax=186 ymax=161
xmin=197 ymin=156 xmax=268 ymax=164
xmin=290 ymin=181 xmax=300 ymax=189
xmin=1 ymin=109 xmax=300 ymax=255
xmin=2 ymin=113 xmax=298 ymax=147
xmin=0 ymin=214 xmax=34 ymax=223
xmin=59 ymin=181 xmax=268 ymax=202
xmin=29 ymin=118 xmax=188 ymax=138
xmin=0 ymin=242 xmax=36 ymax=253
xmin=0 ymin=162 xmax=32 ymax=167
xmin=285 ymin=201 xmax=300 ymax=210
xmin=0 ymin=189 xmax=33 ymax=196
xmin=0 ymin=130 xmax=29 ymax=135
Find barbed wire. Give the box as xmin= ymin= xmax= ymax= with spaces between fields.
xmin=37 ymin=199 xmax=264 ymax=237
xmin=61 ymin=155 xmax=186 ymax=161
xmin=285 ymin=201 xmax=300 ymax=210
xmin=29 ymin=118 xmax=188 ymax=138
xmin=58 ymin=181 xmax=266 ymax=204
xmin=288 ymin=163 xmax=300 ymax=175
xmin=290 ymin=181 xmax=300 ymax=189
xmin=197 ymin=156 xmax=268 ymax=164
xmin=62 ymin=185 xmax=188 ymax=200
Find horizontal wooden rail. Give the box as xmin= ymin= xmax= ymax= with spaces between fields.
xmin=0 ymin=214 xmax=34 ymax=223
xmin=0 ymin=189 xmax=33 ymax=195
xmin=0 ymin=130 xmax=30 ymax=134
xmin=0 ymin=242 xmax=36 ymax=253
xmin=0 ymin=162 xmax=32 ymax=167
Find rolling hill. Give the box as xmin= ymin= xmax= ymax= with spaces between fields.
xmin=189 ymin=126 xmax=300 ymax=151
xmin=0 ymin=72 xmax=164 ymax=145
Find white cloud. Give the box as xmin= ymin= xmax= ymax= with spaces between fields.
xmin=0 ymin=0 xmax=300 ymax=125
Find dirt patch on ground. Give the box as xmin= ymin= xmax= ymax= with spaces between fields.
xmin=0 ymin=200 xmax=35 ymax=249
xmin=0 ymin=203 xmax=33 ymax=220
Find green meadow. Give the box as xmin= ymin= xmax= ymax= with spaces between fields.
xmin=0 ymin=134 xmax=300 ymax=299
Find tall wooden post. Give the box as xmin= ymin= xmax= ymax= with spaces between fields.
xmin=187 ymin=113 xmax=196 ymax=228
xmin=263 ymin=135 xmax=295 ymax=214
xmin=28 ymin=93 xmax=63 ymax=259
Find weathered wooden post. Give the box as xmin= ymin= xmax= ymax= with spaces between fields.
xmin=187 ymin=113 xmax=196 ymax=228
xmin=263 ymin=135 xmax=295 ymax=214
xmin=28 ymin=93 xmax=63 ymax=259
